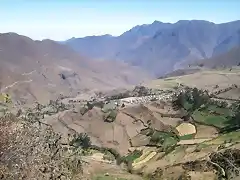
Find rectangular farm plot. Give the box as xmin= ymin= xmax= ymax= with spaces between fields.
xmin=192 ymin=110 xmax=230 ymax=128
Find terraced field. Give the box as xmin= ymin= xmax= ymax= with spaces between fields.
xmin=1 ymin=69 xmax=240 ymax=180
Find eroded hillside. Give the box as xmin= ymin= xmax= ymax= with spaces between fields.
xmin=0 ymin=33 xmax=151 ymax=105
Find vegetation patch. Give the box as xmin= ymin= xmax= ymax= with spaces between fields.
xmin=132 ymin=151 xmax=157 ymax=169
xmin=103 ymin=151 xmax=116 ymax=161
xmin=206 ymin=104 xmax=231 ymax=116
xmin=103 ymin=109 xmax=118 ymax=122
xmin=149 ymin=131 xmax=179 ymax=151
xmin=172 ymin=87 xmax=210 ymax=112
xmin=179 ymin=134 xmax=195 ymax=140
xmin=70 ymin=133 xmax=92 ymax=149
xmin=122 ymin=150 xmax=143 ymax=163
xmin=173 ymin=87 xmax=240 ymax=133
xmin=192 ymin=110 xmax=230 ymax=128
xmin=203 ymin=131 xmax=240 ymax=145
xmin=133 ymin=149 xmax=153 ymax=164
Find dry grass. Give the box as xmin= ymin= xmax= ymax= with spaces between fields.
xmin=146 ymin=68 xmax=240 ymax=93
xmin=195 ymin=124 xmax=218 ymax=139
xmin=176 ymin=123 xmax=196 ymax=136
xmin=0 ymin=114 xmax=83 ymax=180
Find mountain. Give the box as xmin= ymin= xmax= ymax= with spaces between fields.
xmin=0 ymin=33 xmax=151 ymax=105
xmin=192 ymin=46 xmax=240 ymax=68
xmin=64 ymin=34 xmax=117 ymax=60
xmin=64 ymin=20 xmax=240 ymax=76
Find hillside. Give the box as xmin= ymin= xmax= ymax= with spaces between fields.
xmin=64 ymin=20 xmax=240 ymax=76
xmin=190 ymin=46 xmax=240 ymax=68
xmin=1 ymin=68 xmax=240 ymax=180
xmin=0 ymin=33 xmax=151 ymax=105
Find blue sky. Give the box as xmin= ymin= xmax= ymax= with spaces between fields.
xmin=0 ymin=0 xmax=239 ymax=40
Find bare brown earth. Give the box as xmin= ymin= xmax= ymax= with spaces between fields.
xmin=41 ymin=103 xmax=182 ymax=156
xmin=1 ymin=67 xmax=240 ymax=179
xmin=0 ymin=33 xmax=151 ymax=105
xmin=33 ymin=67 xmax=240 ymax=179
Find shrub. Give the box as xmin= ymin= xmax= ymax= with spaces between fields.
xmin=80 ymin=106 xmax=88 ymax=115
xmin=103 ymin=109 xmax=117 ymax=122
xmin=70 ymin=133 xmax=91 ymax=149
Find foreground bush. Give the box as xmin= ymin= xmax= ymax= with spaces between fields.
xmin=0 ymin=114 xmax=84 ymax=179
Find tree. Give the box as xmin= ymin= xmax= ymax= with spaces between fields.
xmin=172 ymin=87 xmax=210 ymax=112
xmin=70 ymin=133 xmax=91 ymax=149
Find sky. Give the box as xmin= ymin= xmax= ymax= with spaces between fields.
xmin=0 ymin=0 xmax=240 ymax=41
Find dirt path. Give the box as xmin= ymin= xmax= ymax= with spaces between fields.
xmin=0 ymin=79 xmax=33 ymax=92
xmin=22 ymin=70 xmax=36 ymax=76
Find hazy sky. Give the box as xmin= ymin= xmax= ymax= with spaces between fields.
xmin=1 ymin=0 xmax=240 ymax=40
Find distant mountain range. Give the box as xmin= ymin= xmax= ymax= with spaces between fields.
xmin=63 ymin=20 xmax=240 ymax=76
xmin=0 ymin=33 xmax=150 ymax=105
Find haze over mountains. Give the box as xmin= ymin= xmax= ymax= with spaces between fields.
xmin=64 ymin=20 xmax=240 ymax=76
xmin=1 ymin=19 xmax=240 ymax=105
xmin=0 ymin=33 xmax=150 ymax=105
xmin=1 ymin=1 xmax=240 ymax=178
xmin=193 ymin=46 xmax=240 ymax=68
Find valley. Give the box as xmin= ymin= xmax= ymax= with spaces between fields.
xmin=1 ymin=68 xmax=240 ymax=180
xmin=0 ymin=3 xmax=240 ymax=179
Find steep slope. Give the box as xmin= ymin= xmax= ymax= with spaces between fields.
xmin=64 ymin=35 xmax=117 ymax=59
xmin=65 ymin=20 xmax=240 ymax=76
xmin=193 ymin=46 xmax=240 ymax=68
xmin=213 ymin=29 xmax=240 ymax=56
xmin=0 ymin=33 xmax=151 ymax=105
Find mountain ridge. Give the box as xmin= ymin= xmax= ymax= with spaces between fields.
xmin=0 ymin=33 xmax=151 ymax=105
xmin=64 ymin=20 xmax=240 ymax=76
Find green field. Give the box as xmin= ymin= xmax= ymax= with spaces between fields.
xmin=123 ymin=150 xmax=143 ymax=163
xmin=179 ymin=134 xmax=195 ymax=140
xmin=150 ymin=131 xmax=178 ymax=150
xmin=206 ymin=105 xmax=231 ymax=116
xmin=192 ymin=110 xmax=230 ymax=128
xmin=204 ymin=131 xmax=240 ymax=145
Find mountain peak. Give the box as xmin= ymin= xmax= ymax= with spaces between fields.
xmin=152 ymin=20 xmax=163 ymax=24
xmin=65 ymin=19 xmax=240 ymax=76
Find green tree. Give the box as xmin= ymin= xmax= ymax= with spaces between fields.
xmin=70 ymin=133 xmax=91 ymax=149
